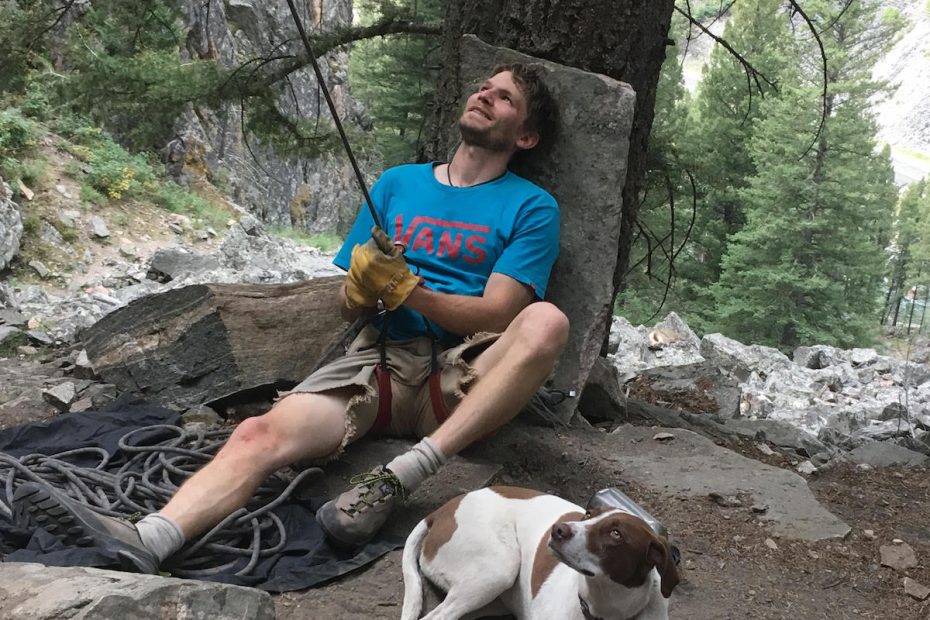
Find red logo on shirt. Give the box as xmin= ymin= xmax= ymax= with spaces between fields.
xmin=395 ymin=215 xmax=490 ymax=264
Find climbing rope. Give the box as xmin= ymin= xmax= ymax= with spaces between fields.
xmin=0 ymin=424 xmax=322 ymax=578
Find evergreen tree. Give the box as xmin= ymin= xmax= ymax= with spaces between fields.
xmin=677 ymin=0 xmax=789 ymax=325
xmin=884 ymin=179 xmax=930 ymax=325
xmin=350 ymin=0 xmax=444 ymax=166
xmin=712 ymin=0 xmax=902 ymax=349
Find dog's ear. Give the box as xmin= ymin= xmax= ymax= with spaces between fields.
xmin=647 ymin=538 xmax=680 ymax=598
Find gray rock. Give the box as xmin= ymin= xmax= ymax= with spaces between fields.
xmin=169 ymin=0 xmax=366 ymax=236
xmin=147 ymin=248 xmax=220 ymax=282
xmin=904 ymin=577 xmax=930 ymax=601
xmin=39 ymin=220 xmax=65 ymax=249
xmin=796 ymin=460 xmax=817 ymax=475
xmin=701 ymin=333 xmax=791 ymax=381
xmin=28 ymin=260 xmax=50 ymax=278
xmin=0 ymin=177 xmax=23 ymax=270
xmin=794 ymin=344 xmax=852 ymax=369
xmin=607 ymin=314 xmax=647 ymax=358
xmin=0 ymin=324 xmax=22 ymax=345
xmin=846 ymin=440 xmax=928 ymax=467
xmin=578 ymin=357 xmax=626 ymax=421
xmin=880 ymin=542 xmax=918 ymax=571
xmin=89 ymin=215 xmax=110 ymax=238
xmin=879 ymin=402 xmax=908 ymax=421
xmin=25 ymin=330 xmax=53 ymax=345
xmin=609 ymin=424 xmax=849 ymax=540
xmin=454 ymin=35 xmax=637 ymax=424
xmin=0 ymin=308 xmax=27 ymax=325
xmin=0 ymin=562 xmax=275 ymax=619
xmin=0 ymin=282 xmax=19 ymax=309
xmin=82 ymin=383 xmax=118 ymax=409
xmin=652 ymin=311 xmax=701 ymax=349
xmin=72 ymin=349 xmax=96 ymax=380
xmin=849 ymin=348 xmax=878 ymax=366
xmin=57 ymin=209 xmax=80 ymax=228
xmin=181 ymin=404 xmax=225 ymax=428
xmin=724 ymin=417 xmax=827 ymax=457
xmin=42 ymin=381 xmax=77 ymax=410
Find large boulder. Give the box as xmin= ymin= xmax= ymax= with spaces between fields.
xmin=0 ymin=562 xmax=275 ymax=619
xmin=0 ymin=177 xmax=23 ymax=271
xmin=81 ymin=277 xmax=350 ymax=410
xmin=701 ymin=332 xmax=791 ymax=381
xmin=453 ymin=35 xmax=637 ymax=423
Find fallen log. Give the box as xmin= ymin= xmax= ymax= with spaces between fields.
xmin=82 ymin=277 xmax=349 ymax=411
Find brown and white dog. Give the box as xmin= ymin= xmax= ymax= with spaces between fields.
xmin=401 ymin=486 xmax=679 ymax=620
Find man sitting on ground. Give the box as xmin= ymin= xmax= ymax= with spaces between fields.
xmin=13 ymin=62 xmax=568 ymax=569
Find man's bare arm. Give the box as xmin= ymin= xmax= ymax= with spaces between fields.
xmin=403 ymin=272 xmax=535 ymax=336
xmin=337 ymin=279 xmax=369 ymax=323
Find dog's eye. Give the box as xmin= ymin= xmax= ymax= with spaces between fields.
xmin=584 ymin=511 xmax=591 ymax=519
xmin=610 ymin=529 xmax=622 ymax=538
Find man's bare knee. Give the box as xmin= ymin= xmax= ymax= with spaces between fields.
xmin=224 ymin=415 xmax=281 ymax=468
xmin=511 ymin=302 xmax=570 ymax=360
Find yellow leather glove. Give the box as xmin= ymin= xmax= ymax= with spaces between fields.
xmin=346 ymin=226 xmax=420 ymax=311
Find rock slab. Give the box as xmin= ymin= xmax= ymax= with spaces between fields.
xmin=0 ymin=562 xmax=275 ymax=619
xmin=609 ymin=424 xmax=850 ymax=541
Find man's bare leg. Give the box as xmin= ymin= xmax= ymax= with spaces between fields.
xmin=160 ymin=389 xmax=351 ymax=538
xmin=430 ymin=301 xmax=569 ymax=455
xmin=13 ymin=388 xmax=356 ymax=572
xmin=385 ymin=301 xmax=569 ymax=489
xmin=318 ymin=302 xmax=569 ymax=546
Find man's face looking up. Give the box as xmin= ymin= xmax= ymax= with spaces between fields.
xmin=458 ymin=70 xmax=539 ymax=153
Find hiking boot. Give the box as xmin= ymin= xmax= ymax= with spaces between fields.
xmin=316 ymin=466 xmax=406 ymax=548
xmin=12 ymin=482 xmax=159 ymax=574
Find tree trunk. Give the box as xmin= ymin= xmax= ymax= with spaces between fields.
xmin=424 ymin=0 xmax=676 ymax=324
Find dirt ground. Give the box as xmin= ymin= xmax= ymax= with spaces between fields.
xmin=275 ymin=421 xmax=930 ymax=620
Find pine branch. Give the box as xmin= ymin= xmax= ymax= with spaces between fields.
xmin=232 ymin=16 xmax=443 ymax=97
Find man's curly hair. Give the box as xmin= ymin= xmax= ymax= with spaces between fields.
xmin=491 ymin=63 xmax=557 ymax=148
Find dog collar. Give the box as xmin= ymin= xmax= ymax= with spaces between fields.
xmin=579 ymin=595 xmax=604 ymax=620
xmin=580 ymin=595 xmax=640 ymax=620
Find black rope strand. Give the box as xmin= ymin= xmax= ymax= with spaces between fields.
xmin=284 ymin=0 xmax=381 ymax=230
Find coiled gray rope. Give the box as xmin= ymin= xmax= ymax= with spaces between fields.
xmin=0 ymin=424 xmax=323 ymax=578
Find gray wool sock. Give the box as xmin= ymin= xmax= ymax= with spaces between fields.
xmin=136 ymin=513 xmax=186 ymax=563
xmin=386 ymin=437 xmax=448 ymax=494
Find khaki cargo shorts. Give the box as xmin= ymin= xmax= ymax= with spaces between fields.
xmin=286 ymin=325 xmax=500 ymax=453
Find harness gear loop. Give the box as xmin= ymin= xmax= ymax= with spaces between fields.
xmin=369 ymin=312 xmax=393 ymax=436
xmin=423 ymin=318 xmax=452 ymax=426
xmin=365 ymin=315 xmax=451 ymax=437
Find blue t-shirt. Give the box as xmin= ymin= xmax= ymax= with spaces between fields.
xmin=334 ymin=163 xmax=560 ymax=342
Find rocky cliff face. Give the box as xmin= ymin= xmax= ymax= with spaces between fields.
xmin=170 ymin=0 xmax=374 ymax=234
xmin=872 ymin=0 xmax=930 ymax=154
xmin=0 ymin=178 xmax=22 ymax=272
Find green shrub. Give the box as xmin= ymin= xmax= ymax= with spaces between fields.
xmin=271 ymin=227 xmax=344 ymax=252
xmin=84 ymin=140 xmax=155 ymax=200
xmin=79 ymin=181 xmax=107 ymax=205
xmin=0 ymin=109 xmax=39 ymax=157
xmin=151 ymin=183 xmax=228 ymax=229
xmin=0 ymin=331 xmax=29 ymax=357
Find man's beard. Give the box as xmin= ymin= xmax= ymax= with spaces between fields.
xmin=458 ymin=116 xmax=512 ymax=152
